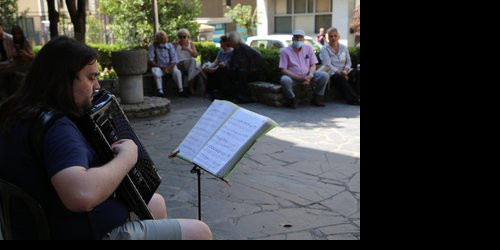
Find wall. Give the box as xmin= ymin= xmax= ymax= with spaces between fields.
xmin=332 ymin=0 xmax=352 ymax=46
xmin=200 ymin=0 xmax=224 ymax=17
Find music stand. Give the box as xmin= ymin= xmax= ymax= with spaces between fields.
xmin=190 ymin=165 xmax=202 ymax=221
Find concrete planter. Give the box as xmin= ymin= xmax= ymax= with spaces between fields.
xmin=99 ymin=78 xmax=118 ymax=95
xmin=112 ymin=49 xmax=148 ymax=104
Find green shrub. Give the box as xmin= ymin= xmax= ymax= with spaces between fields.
xmin=88 ymin=43 xmax=129 ymax=69
xmin=194 ymin=41 xmax=219 ymax=63
xmin=256 ymin=48 xmax=281 ymax=83
xmin=33 ymin=45 xmax=42 ymax=55
xmin=349 ymin=46 xmax=360 ymax=68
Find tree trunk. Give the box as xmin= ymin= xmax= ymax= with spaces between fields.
xmin=66 ymin=0 xmax=86 ymax=42
xmin=47 ymin=0 xmax=59 ymax=39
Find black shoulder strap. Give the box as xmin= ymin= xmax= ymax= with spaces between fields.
xmin=29 ymin=110 xmax=64 ymax=164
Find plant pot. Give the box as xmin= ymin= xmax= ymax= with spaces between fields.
xmin=111 ymin=49 xmax=148 ymax=76
xmin=111 ymin=49 xmax=148 ymax=104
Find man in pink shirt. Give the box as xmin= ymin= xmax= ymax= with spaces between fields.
xmin=279 ymin=30 xmax=329 ymax=109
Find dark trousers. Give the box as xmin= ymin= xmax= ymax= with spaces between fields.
xmin=330 ymin=69 xmax=360 ymax=103
xmin=0 ymin=64 xmax=16 ymax=98
xmin=227 ymin=69 xmax=256 ymax=101
xmin=207 ymin=67 xmax=233 ymax=100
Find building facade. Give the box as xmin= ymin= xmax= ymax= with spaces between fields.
xmin=16 ymin=0 xmax=99 ymax=45
xmin=200 ymin=0 xmax=359 ymax=46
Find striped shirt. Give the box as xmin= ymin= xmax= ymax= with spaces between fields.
xmin=319 ymin=44 xmax=352 ymax=75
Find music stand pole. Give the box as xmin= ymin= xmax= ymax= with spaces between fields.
xmin=191 ymin=165 xmax=202 ymax=220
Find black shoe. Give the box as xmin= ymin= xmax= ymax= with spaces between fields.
xmin=311 ymin=95 xmax=326 ymax=107
xmin=286 ymin=98 xmax=299 ymax=109
xmin=237 ymin=95 xmax=254 ymax=104
xmin=178 ymin=91 xmax=189 ymax=98
xmin=156 ymin=92 xmax=166 ymax=98
xmin=348 ymin=98 xmax=360 ymax=105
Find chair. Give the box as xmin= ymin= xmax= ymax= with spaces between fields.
xmin=0 ymin=178 xmax=50 ymax=240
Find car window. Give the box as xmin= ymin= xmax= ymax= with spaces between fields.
xmin=270 ymin=40 xmax=284 ymax=49
xmin=250 ymin=40 xmax=269 ymax=49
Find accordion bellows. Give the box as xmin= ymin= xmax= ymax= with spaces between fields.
xmin=77 ymin=90 xmax=162 ymax=220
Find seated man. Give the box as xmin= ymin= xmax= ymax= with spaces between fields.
xmin=148 ymin=31 xmax=188 ymax=98
xmin=0 ymin=36 xmax=212 ymax=240
xmin=226 ymin=32 xmax=262 ymax=103
xmin=279 ymin=30 xmax=329 ymax=109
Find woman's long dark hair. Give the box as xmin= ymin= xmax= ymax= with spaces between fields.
xmin=11 ymin=25 xmax=27 ymax=49
xmin=0 ymin=36 xmax=98 ymax=133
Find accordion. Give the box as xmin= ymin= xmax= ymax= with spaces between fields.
xmin=77 ymin=90 xmax=162 ymax=220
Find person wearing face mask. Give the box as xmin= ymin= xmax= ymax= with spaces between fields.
xmin=279 ymin=30 xmax=329 ymax=109
xmin=148 ymin=31 xmax=187 ymax=98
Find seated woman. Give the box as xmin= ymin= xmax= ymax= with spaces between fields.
xmin=319 ymin=28 xmax=360 ymax=105
xmin=202 ymin=35 xmax=233 ymax=100
xmin=173 ymin=29 xmax=205 ymax=96
xmin=11 ymin=25 xmax=34 ymax=73
xmin=1 ymin=25 xmax=34 ymax=97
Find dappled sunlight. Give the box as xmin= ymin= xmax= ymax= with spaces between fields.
xmin=131 ymin=97 xmax=360 ymax=240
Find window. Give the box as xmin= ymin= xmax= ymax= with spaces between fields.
xmin=275 ymin=16 xmax=292 ymax=34
xmin=274 ymin=0 xmax=332 ymax=35
xmin=212 ymin=24 xmax=226 ymax=43
xmin=250 ymin=40 xmax=269 ymax=49
xmin=275 ymin=0 xmax=292 ymax=14
xmin=316 ymin=0 xmax=331 ymax=13
xmin=308 ymin=0 xmax=314 ymax=13
xmin=315 ymin=15 xmax=332 ymax=33
xmin=294 ymin=0 xmax=307 ymax=13
xmin=295 ymin=16 xmax=315 ymax=34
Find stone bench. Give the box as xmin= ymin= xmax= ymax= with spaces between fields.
xmin=103 ymin=73 xmax=193 ymax=98
xmin=249 ymin=81 xmax=345 ymax=107
xmin=143 ymin=73 xmax=206 ymax=97
xmin=249 ymin=81 xmax=314 ymax=107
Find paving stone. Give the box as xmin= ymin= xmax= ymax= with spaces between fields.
xmin=128 ymin=97 xmax=360 ymax=240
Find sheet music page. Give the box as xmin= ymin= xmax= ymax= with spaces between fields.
xmin=193 ymin=108 xmax=267 ymax=175
xmin=177 ymin=100 xmax=237 ymax=161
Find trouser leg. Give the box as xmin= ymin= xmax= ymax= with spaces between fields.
xmin=236 ymin=70 xmax=252 ymax=101
xmin=331 ymin=73 xmax=359 ymax=102
xmin=171 ymin=65 xmax=183 ymax=92
xmin=312 ymin=71 xmax=329 ymax=96
xmin=151 ymin=67 xmax=164 ymax=92
xmin=280 ymin=75 xmax=296 ymax=99
xmin=349 ymin=69 xmax=360 ymax=97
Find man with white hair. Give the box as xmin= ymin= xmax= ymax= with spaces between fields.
xmin=148 ymin=31 xmax=188 ymax=98
xmin=226 ymin=31 xmax=262 ymax=103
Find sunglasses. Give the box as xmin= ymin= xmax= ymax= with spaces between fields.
xmin=178 ymin=36 xmax=187 ymax=39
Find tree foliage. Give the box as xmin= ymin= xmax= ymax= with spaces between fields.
xmin=0 ymin=0 xmax=19 ymax=29
xmin=100 ymin=0 xmax=201 ymax=47
xmin=224 ymin=4 xmax=257 ymax=36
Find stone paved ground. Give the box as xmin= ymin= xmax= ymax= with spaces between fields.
xmin=130 ymin=97 xmax=360 ymax=240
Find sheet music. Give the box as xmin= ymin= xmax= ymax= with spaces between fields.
xmin=193 ymin=109 xmax=267 ymax=175
xmin=178 ymin=100 xmax=236 ymax=161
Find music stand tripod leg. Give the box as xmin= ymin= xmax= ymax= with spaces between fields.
xmin=191 ymin=165 xmax=202 ymax=220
